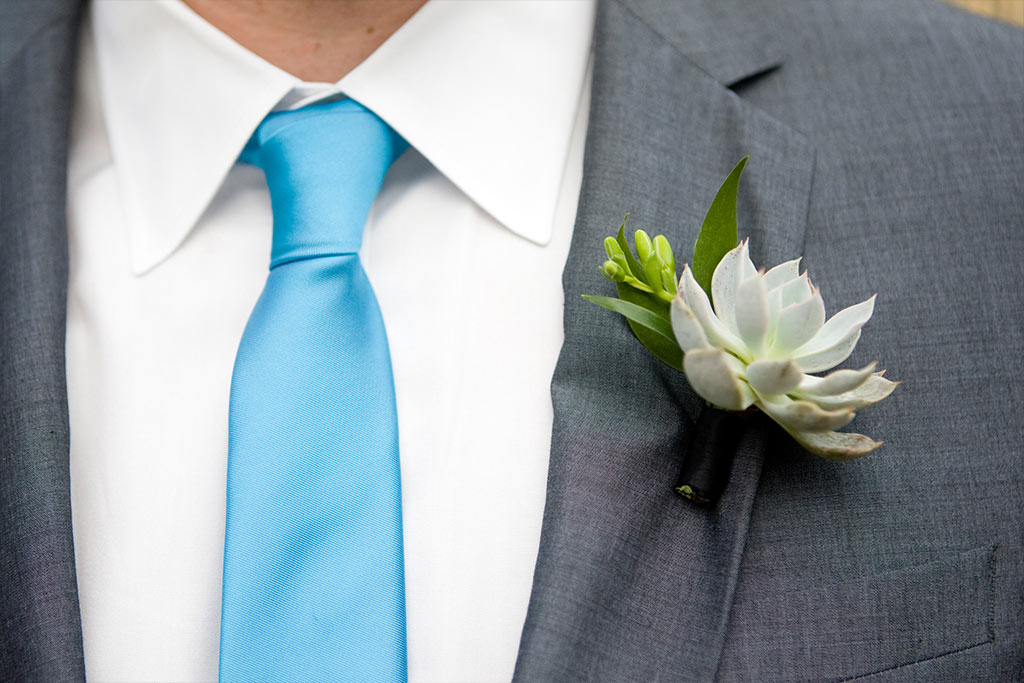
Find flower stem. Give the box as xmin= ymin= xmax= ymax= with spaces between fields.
xmin=675 ymin=406 xmax=744 ymax=506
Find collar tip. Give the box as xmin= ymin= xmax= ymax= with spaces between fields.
xmin=508 ymin=223 xmax=554 ymax=247
xmin=129 ymin=249 xmax=168 ymax=276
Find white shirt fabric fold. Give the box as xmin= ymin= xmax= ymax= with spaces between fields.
xmin=66 ymin=0 xmax=595 ymax=680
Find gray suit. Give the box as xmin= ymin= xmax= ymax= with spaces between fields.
xmin=2 ymin=0 xmax=1021 ymax=680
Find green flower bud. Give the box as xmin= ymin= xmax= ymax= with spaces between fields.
xmin=634 ymin=230 xmax=653 ymax=262
xmin=600 ymin=260 xmax=627 ymax=282
xmin=660 ymin=266 xmax=677 ymax=293
xmin=612 ymin=253 xmax=630 ymax=274
xmin=642 ymin=254 xmax=664 ymax=294
xmin=604 ymin=236 xmax=624 ymax=260
xmin=653 ymin=234 xmax=675 ymax=274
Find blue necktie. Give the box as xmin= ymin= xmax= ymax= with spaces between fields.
xmin=219 ymin=97 xmax=409 ymax=682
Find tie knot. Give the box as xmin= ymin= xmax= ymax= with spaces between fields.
xmin=241 ymin=98 xmax=408 ymax=268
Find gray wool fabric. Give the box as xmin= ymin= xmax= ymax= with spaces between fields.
xmin=514 ymin=1 xmax=1023 ymax=681
xmin=0 ymin=0 xmax=85 ymax=681
xmin=1 ymin=0 xmax=1022 ymax=681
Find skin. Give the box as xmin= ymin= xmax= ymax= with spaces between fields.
xmin=183 ymin=0 xmax=429 ymax=82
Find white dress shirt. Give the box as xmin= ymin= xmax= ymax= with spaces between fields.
xmin=66 ymin=1 xmax=594 ymax=681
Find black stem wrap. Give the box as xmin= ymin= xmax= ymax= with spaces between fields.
xmin=675 ymin=406 xmax=744 ymax=506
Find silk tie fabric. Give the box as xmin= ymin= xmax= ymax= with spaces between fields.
xmin=219 ymin=97 xmax=409 ymax=682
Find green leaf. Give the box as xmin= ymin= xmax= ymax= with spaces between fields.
xmin=692 ymin=157 xmax=748 ymax=297
xmin=614 ymin=281 xmax=671 ymax=321
xmin=583 ymin=288 xmax=683 ymax=371
xmin=615 ymin=216 xmax=644 ymax=281
xmin=616 ymin=284 xmax=685 ymax=370
xmin=582 ymin=293 xmax=674 ymax=338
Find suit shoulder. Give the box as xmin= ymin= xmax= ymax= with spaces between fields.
xmin=769 ymin=0 xmax=1024 ymax=99
xmin=621 ymin=0 xmax=1022 ymax=101
xmin=724 ymin=0 xmax=1024 ymax=145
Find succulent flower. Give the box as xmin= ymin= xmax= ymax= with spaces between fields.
xmin=585 ymin=159 xmax=897 ymax=468
xmin=670 ymin=240 xmax=896 ymax=459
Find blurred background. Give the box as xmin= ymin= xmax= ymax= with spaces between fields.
xmin=947 ymin=0 xmax=1024 ymax=25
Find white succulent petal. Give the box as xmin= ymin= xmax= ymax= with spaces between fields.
xmin=738 ymin=382 xmax=757 ymax=411
xmin=783 ymin=428 xmax=882 ymax=460
xmin=762 ymin=258 xmax=802 ymax=292
xmin=793 ymin=330 xmax=861 ymax=373
xmin=797 ymin=362 xmax=877 ymax=396
xmin=683 ymin=348 xmax=755 ymax=410
xmin=795 ymin=295 xmax=876 ymax=357
xmin=758 ymin=394 xmax=856 ymax=433
xmin=740 ymin=241 xmax=758 ymax=281
xmin=670 ymin=297 xmax=710 ymax=352
xmin=766 ymin=273 xmax=801 ymax=296
xmin=770 ymin=288 xmax=826 ymax=356
xmin=764 ymin=285 xmax=783 ymax=349
xmin=745 ymin=358 xmax=803 ymax=396
xmin=680 ymin=266 xmax=749 ymax=358
xmin=719 ymin=348 xmax=752 ymax=377
xmin=710 ymin=241 xmax=752 ymax=334
xmin=668 ymin=244 xmax=890 ymax=460
xmin=779 ymin=274 xmax=812 ymax=307
xmin=798 ymin=373 xmax=898 ymax=410
xmin=766 ymin=284 xmax=783 ymax=318
xmin=734 ymin=274 xmax=770 ymax=355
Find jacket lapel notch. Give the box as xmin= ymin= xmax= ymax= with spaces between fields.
xmin=617 ymin=0 xmax=787 ymax=89
xmin=612 ymin=0 xmax=817 ymax=267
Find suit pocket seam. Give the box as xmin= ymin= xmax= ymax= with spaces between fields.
xmin=837 ymin=543 xmax=998 ymax=682
xmin=839 ymin=640 xmax=992 ymax=682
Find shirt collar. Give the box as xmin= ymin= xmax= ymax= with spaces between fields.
xmin=93 ymin=0 xmax=596 ymax=274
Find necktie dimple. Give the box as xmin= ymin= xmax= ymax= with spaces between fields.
xmin=219 ymin=97 xmax=409 ymax=682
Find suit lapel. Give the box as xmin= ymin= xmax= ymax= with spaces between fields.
xmin=515 ymin=0 xmax=814 ymax=679
xmin=0 ymin=0 xmax=85 ymax=679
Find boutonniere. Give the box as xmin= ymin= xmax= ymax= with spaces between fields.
xmin=584 ymin=158 xmax=897 ymax=504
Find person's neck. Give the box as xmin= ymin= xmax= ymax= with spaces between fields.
xmin=182 ymin=0 xmax=427 ymax=82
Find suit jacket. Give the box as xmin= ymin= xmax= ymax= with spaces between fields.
xmin=2 ymin=0 xmax=1021 ymax=680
